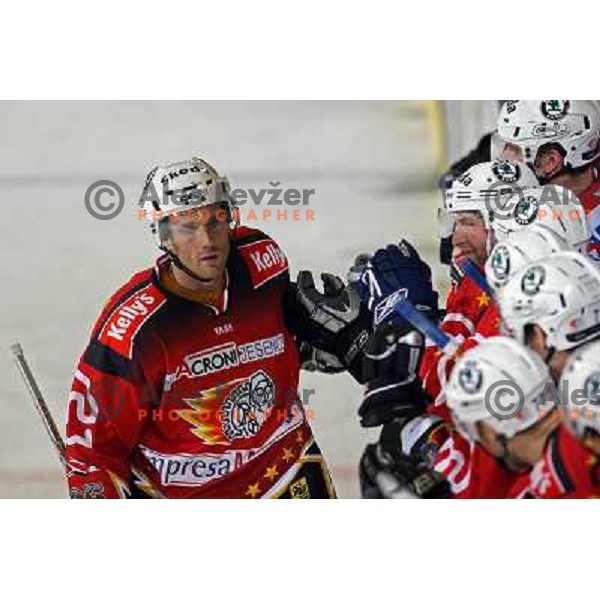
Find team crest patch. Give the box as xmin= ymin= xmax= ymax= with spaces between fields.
xmin=289 ymin=477 xmax=310 ymax=499
xmin=584 ymin=373 xmax=600 ymax=405
xmin=521 ymin=265 xmax=546 ymax=296
xmin=491 ymin=245 xmax=511 ymax=282
xmin=492 ymin=160 xmax=520 ymax=184
xmin=514 ymin=196 xmax=539 ymax=226
xmin=178 ymin=370 xmax=276 ymax=445
xmin=458 ymin=361 xmax=483 ymax=394
xmin=541 ymin=100 xmax=570 ymax=121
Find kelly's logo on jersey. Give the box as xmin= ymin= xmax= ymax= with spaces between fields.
xmin=238 ymin=239 xmax=288 ymax=288
xmin=98 ymin=285 xmax=166 ymax=359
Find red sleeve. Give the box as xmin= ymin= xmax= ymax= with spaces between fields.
xmin=419 ymin=277 xmax=500 ymax=409
xmin=66 ymin=279 xmax=166 ymax=499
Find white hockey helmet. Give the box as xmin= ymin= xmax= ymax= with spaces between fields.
xmin=492 ymin=185 xmax=589 ymax=243
xmin=445 ymin=337 xmax=557 ymax=441
xmin=500 ymin=252 xmax=600 ymax=352
xmin=497 ymin=100 xmax=600 ymax=170
xmin=444 ymin=160 xmax=539 ymax=228
xmin=559 ymin=340 xmax=600 ymax=439
xmin=486 ymin=221 xmax=589 ymax=291
xmin=138 ymin=157 xmax=237 ymax=249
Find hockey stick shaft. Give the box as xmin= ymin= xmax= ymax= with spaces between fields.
xmin=393 ymin=299 xmax=458 ymax=357
xmin=11 ymin=343 xmax=67 ymax=469
xmin=461 ymin=258 xmax=495 ymax=298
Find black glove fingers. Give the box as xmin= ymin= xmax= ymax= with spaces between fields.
xmin=297 ymin=270 xmax=317 ymax=293
xmin=321 ymin=272 xmax=345 ymax=296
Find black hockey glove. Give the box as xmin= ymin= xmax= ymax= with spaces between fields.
xmin=299 ymin=341 xmax=345 ymax=374
xmin=360 ymin=442 xmax=452 ymax=499
xmin=291 ymin=271 xmax=372 ymax=380
xmin=358 ymin=322 xmax=428 ymax=428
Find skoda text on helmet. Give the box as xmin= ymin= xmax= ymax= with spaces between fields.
xmin=559 ymin=340 xmax=600 ymax=440
xmin=491 ymin=184 xmax=589 ymax=243
xmin=444 ymin=159 xmax=539 ymax=229
xmin=497 ymin=100 xmax=600 ymax=171
xmin=500 ymin=252 xmax=600 ymax=352
xmin=140 ymin=157 xmax=238 ymax=250
xmin=445 ymin=337 xmax=557 ymax=441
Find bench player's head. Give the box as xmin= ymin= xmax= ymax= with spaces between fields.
xmin=499 ymin=252 xmax=600 ymax=381
xmin=485 ymin=185 xmax=590 ymax=291
xmin=497 ymin=101 xmax=600 ymax=188
xmin=445 ymin=337 xmax=559 ymax=472
xmin=559 ymin=340 xmax=600 ymax=457
xmin=140 ymin=157 xmax=238 ymax=288
xmin=443 ymin=160 xmax=538 ymax=268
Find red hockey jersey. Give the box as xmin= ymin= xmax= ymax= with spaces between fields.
xmin=580 ymin=171 xmax=600 ymax=262
xmin=66 ymin=226 xmax=335 ymax=499
xmin=508 ymin=426 xmax=600 ymax=499
xmin=419 ymin=273 xmax=500 ymax=410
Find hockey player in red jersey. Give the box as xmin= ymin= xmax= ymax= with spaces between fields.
xmin=418 ymin=160 xmax=538 ymax=405
xmin=497 ymin=252 xmax=600 ymax=498
xmin=444 ymin=337 xmax=560 ymax=498
xmin=513 ymin=340 xmax=600 ymax=499
xmin=66 ymin=157 xmax=371 ymax=498
xmin=346 ymin=161 xmax=540 ymax=497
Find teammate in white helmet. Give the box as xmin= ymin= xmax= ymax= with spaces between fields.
xmin=499 ymin=251 xmax=600 ymax=382
xmin=497 ymin=100 xmax=600 ymax=193
xmin=496 ymin=100 xmax=600 ymax=259
xmin=444 ymin=337 xmax=560 ymax=497
xmin=508 ymin=340 xmax=600 ymax=498
xmin=351 ymin=161 xmax=539 ymax=497
xmin=417 ymin=160 xmax=538 ymax=404
xmin=486 ymin=185 xmax=591 ymax=290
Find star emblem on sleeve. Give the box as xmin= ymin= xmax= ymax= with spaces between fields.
xmin=245 ymin=482 xmax=261 ymax=498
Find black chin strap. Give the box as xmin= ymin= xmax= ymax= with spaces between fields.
xmin=544 ymin=346 xmax=556 ymax=366
xmin=166 ymin=250 xmax=216 ymax=284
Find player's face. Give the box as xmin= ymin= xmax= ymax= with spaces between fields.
xmin=477 ymin=416 xmax=559 ymax=474
xmin=167 ymin=204 xmax=231 ymax=286
xmin=524 ymin=325 xmax=569 ymax=381
xmin=533 ymin=146 xmax=564 ymax=181
xmin=451 ymin=212 xmax=488 ymax=267
xmin=500 ymin=142 xmax=524 ymax=163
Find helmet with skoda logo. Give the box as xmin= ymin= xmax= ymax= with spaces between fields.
xmin=559 ymin=340 xmax=600 ymax=440
xmin=497 ymin=100 xmax=600 ymax=171
xmin=445 ymin=337 xmax=556 ymax=442
xmin=500 ymin=252 xmax=600 ymax=353
xmin=492 ymin=185 xmax=589 ymax=243
xmin=444 ymin=159 xmax=539 ymax=229
xmin=139 ymin=156 xmax=238 ymax=250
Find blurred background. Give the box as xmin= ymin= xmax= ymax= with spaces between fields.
xmin=0 ymin=100 xmax=497 ymax=498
